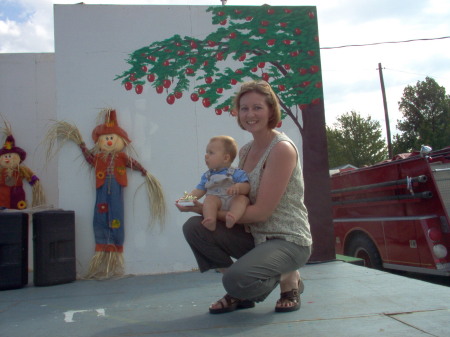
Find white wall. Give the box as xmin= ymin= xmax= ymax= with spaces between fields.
xmin=0 ymin=53 xmax=58 ymax=271
xmin=0 ymin=5 xmax=308 ymax=277
xmin=52 ymin=4 xmax=305 ymax=276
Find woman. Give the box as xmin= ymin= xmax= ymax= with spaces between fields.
xmin=178 ymin=80 xmax=312 ymax=313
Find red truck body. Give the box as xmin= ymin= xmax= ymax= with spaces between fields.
xmin=331 ymin=147 xmax=450 ymax=276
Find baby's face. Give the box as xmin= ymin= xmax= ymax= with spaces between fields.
xmin=0 ymin=153 xmax=21 ymax=168
xmin=205 ymin=140 xmax=229 ymax=171
xmin=98 ymin=133 xmax=125 ymax=153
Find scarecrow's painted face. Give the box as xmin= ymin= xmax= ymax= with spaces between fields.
xmin=98 ymin=133 xmax=125 ymax=153
xmin=0 ymin=153 xmax=21 ymax=168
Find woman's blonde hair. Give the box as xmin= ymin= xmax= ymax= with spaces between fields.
xmin=233 ymin=80 xmax=281 ymax=130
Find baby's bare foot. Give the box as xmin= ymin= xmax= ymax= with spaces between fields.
xmin=225 ymin=212 xmax=236 ymax=228
xmin=202 ymin=217 xmax=216 ymax=231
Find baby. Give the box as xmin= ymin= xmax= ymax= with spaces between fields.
xmin=178 ymin=135 xmax=250 ymax=231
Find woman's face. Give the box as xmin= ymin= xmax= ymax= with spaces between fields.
xmin=0 ymin=153 xmax=21 ymax=168
xmin=238 ymin=91 xmax=272 ymax=133
xmin=98 ymin=133 xmax=125 ymax=153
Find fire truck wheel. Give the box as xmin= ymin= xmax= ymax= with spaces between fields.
xmin=346 ymin=234 xmax=382 ymax=269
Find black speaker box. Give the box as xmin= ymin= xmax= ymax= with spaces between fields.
xmin=0 ymin=212 xmax=29 ymax=290
xmin=33 ymin=210 xmax=76 ymax=286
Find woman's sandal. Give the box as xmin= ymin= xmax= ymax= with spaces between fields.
xmin=275 ymin=278 xmax=305 ymax=313
xmin=209 ymin=294 xmax=255 ymax=314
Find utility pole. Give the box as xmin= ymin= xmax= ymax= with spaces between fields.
xmin=378 ymin=62 xmax=393 ymax=158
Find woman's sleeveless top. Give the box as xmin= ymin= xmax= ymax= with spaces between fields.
xmin=238 ymin=133 xmax=313 ymax=247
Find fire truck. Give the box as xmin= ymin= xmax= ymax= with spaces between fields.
xmin=331 ymin=146 xmax=450 ymax=276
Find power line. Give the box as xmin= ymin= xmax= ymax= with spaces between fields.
xmin=320 ymin=36 xmax=450 ymax=50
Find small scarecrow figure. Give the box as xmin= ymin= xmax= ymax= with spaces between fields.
xmin=46 ymin=109 xmax=166 ymax=279
xmin=0 ymin=124 xmax=45 ymax=210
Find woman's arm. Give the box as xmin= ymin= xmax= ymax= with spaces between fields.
xmin=236 ymin=140 xmax=297 ymax=224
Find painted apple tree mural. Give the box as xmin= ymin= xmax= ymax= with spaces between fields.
xmin=115 ymin=5 xmax=334 ymax=262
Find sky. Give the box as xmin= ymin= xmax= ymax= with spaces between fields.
xmin=1 ymin=0 xmax=449 ymax=140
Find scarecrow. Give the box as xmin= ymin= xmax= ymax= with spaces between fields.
xmin=46 ymin=109 xmax=166 ymax=279
xmin=0 ymin=123 xmax=45 ymax=210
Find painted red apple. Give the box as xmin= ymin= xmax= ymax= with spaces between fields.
xmin=163 ymin=60 xmax=170 ymax=66
xmin=302 ymin=81 xmax=311 ymax=87
xmin=215 ymin=109 xmax=222 ymax=115
xmin=190 ymin=93 xmax=199 ymax=102
xmin=267 ymin=39 xmax=276 ymax=46
xmin=283 ymin=40 xmax=291 ymax=45
xmin=284 ymin=9 xmax=292 ymax=13
xmin=235 ymin=69 xmax=243 ymax=74
xmin=315 ymin=82 xmax=322 ymax=88
xmin=135 ymin=85 xmax=143 ymax=94
xmin=307 ymin=50 xmax=315 ymax=56
xmin=246 ymin=16 xmax=253 ymax=21
xmin=261 ymin=20 xmax=269 ymax=26
xmin=239 ymin=53 xmax=246 ymax=61
xmin=267 ymin=9 xmax=275 ymax=14
xmin=234 ymin=9 xmax=242 ymax=14
xmin=156 ymin=85 xmax=164 ymax=94
xmin=216 ymin=52 xmax=224 ymax=61
xmin=312 ymin=98 xmax=321 ymax=105
xmin=190 ymin=41 xmax=197 ymax=49
xmin=290 ymin=51 xmax=300 ymax=57
xmin=299 ymin=104 xmax=308 ymax=110
xmin=262 ymin=73 xmax=269 ymax=81
xmin=217 ymin=11 xmax=225 ymax=16
xmin=230 ymin=79 xmax=238 ymax=85
xmin=294 ymin=28 xmax=302 ymax=35
xmin=185 ymin=68 xmax=194 ymax=75
xmin=141 ymin=65 xmax=148 ymax=72
xmin=258 ymin=62 xmax=266 ymax=68
xmin=251 ymin=67 xmax=258 ymax=72
xmin=284 ymin=64 xmax=291 ymax=70
xmin=223 ymin=105 xmax=229 ymax=111
xmin=229 ymin=32 xmax=236 ymax=39
xmin=202 ymin=98 xmax=211 ymax=107
xmin=163 ymin=79 xmax=171 ymax=88
xmin=203 ymin=61 xmax=208 ymax=66
xmin=125 ymin=82 xmax=132 ymax=91
xmin=198 ymin=88 xmax=206 ymax=95
xmin=310 ymin=65 xmax=319 ymax=73
xmin=147 ymin=74 xmax=155 ymax=82
xmin=147 ymin=55 xmax=156 ymax=61
xmin=177 ymin=50 xmax=185 ymax=56
xmin=299 ymin=68 xmax=308 ymax=75
xmin=216 ymin=88 xmax=223 ymax=94
xmin=220 ymin=19 xmax=227 ymax=25
xmin=278 ymin=84 xmax=286 ymax=91
xmin=208 ymin=40 xmax=217 ymax=47
xmin=129 ymin=73 xmax=136 ymax=81
xmin=259 ymin=28 xmax=267 ymax=34
xmin=205 ymin=77 xmax=213 ymax=84
xmin=189 ymin=57 xmax=197 ymax=64
xmin=308 ymin=11 xmax=315 ymax=18
xmin=280 ymin=22 xmax=287 ymax=27
xmin=175 ymin=91 xmax=183 ymax=99
xmin=166 ymin=95 xmax=175 ymax=105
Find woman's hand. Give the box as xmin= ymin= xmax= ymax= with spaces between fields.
xmin=175 ymin=199 xmax=203 ymax=215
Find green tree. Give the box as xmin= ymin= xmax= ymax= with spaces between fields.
xmin=393 ymin=77 xmax=450 ymax=153
xmin=327 ymin=111 xmax=387 ymax=168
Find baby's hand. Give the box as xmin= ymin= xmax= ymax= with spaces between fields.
xmin=227 ymin=185 xmax=240 ymax=195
